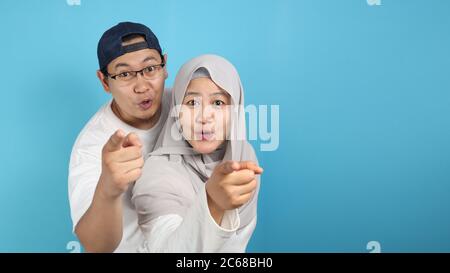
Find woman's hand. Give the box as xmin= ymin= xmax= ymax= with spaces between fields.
xmin=205 ymin=161 xmax=263 ymax=225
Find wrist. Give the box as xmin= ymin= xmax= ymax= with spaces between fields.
xmin=206 ymin=189 xmax=225 ymax=225
xmin=96 ymin=174 xmax=123 ymax=203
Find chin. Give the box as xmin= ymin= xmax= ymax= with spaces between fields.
xmin=141 ymin=107 xmax=159 ymax=119
xmin=192 ymin=141 xmax=222 ymax=154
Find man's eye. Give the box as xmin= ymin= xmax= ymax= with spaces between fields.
xmin=118 ymin=72 xmax=130 ymax=78
xmin=144 ymin=66 xmax=156 ymax=73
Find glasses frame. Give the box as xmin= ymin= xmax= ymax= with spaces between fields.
xmin=107 ymin=63 xmax=166 ymax=81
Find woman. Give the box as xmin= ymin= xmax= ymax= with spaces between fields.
xmin=132 ymin=54 xmax=263 ymax=252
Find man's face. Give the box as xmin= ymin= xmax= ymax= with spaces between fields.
xmin=97 ymin=36 xmax=167 ymax=130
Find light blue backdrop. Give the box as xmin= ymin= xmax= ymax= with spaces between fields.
xmin=0 ymin=0 xmax=449 ymax=252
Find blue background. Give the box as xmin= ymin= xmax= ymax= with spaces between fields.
xmin=0 ymin=0 xmax=449 ymax=252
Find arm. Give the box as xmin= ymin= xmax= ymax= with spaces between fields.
xmin=74 ymin=175 xmax=124 ymax=253
xmin=210 ymin=160 xmax=262 ymax=252
xmin=217 ymin=183 xmax=259 ymax=252
xmin=72 ymin=130 xmax=144 ymax=252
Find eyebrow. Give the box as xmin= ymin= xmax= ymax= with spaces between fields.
xmin=185 ymin=90 xmax=228 ymax=97
xmin=114 ymin=56 xmax=159 ymax=70
xmin=114 ymin=62 xmax=130 ymax=69
xmin=210 ymin=91 xmax=228 ymax=96
xmin=142 ymin=56 xmax=158 ymax=63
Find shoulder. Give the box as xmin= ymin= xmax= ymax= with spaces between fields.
xmin=69 ymin=102 xmax=113 ymax=165
xmin=133 ymin=154 xmax=190 ymax=194
xmin=161 ymin=87 xmax=172 ymax=106
xmin=143 ymin=154 xmax=178 ymax=172
xmin=160 ymin=88 xmax=172 ymax=115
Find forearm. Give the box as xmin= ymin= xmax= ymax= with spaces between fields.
xmin=75 ymin=178 xmax=123 ymax=253
xmin=207 ymin=193 xmax=225 ymax=225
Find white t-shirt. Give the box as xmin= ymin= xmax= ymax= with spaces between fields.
xmin=68 ymin=88 xmax=171 ymax=253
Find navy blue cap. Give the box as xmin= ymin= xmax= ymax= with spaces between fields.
xmin=97 ymin=22 xmax=162 ymax=72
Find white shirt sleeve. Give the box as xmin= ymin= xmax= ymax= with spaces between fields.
xmin=137 ymin=185 xmax=240 ymax=253
xmin=68 ymin=141 xmax=102 ymax=233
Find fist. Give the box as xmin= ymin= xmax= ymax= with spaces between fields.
xmin=100 ymin=129 xmax=144 ymax=199
xmin=206 ymin=161 xmax=263 ymax=211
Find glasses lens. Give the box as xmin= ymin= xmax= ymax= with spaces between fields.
xmin=117 ymin=72 xmax=135 ymax=82
xmin=142 ymin=65 xmax=162 ymax=80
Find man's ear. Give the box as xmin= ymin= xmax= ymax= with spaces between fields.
xmin=163 ymin=54 xmax=168 ymax=80
xmin=96 ymin=70 xmax=110 ymax=93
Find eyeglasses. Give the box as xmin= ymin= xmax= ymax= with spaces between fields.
xmin=107 ymin=63 xmax=165 ymax=83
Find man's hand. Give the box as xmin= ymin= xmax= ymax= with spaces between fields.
xmin=205 ymin=161 xmax=263 ymax=224
xmin=99 ymin=129 xmax=144 ymax=200
xmin=75 ymin=130 xmax=144 ymax=252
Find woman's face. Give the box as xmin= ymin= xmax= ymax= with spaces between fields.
xmin=179 ymin=77 xmax=231 ymax=154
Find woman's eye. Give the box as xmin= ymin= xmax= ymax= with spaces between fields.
xmin=213 ymin=100 xmax=225 ymax=106
xmin=186 ymin=100 xmax=200 ymax=106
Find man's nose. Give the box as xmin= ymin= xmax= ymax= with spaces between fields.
xmin=133 ymin=72 xmax=150 ymax=93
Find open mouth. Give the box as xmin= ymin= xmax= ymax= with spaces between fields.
xmin=138 ymin=99 xmax=153 ymax=110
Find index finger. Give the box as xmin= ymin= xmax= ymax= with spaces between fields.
xmin=237 ymin=161 xmax=264 ymax=174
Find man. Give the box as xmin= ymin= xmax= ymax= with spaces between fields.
xmin=68 ymin=22 xmax=170 ymax=252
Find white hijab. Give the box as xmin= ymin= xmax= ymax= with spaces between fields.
xmin=133 ymin=54 xmax=259 ymax=228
